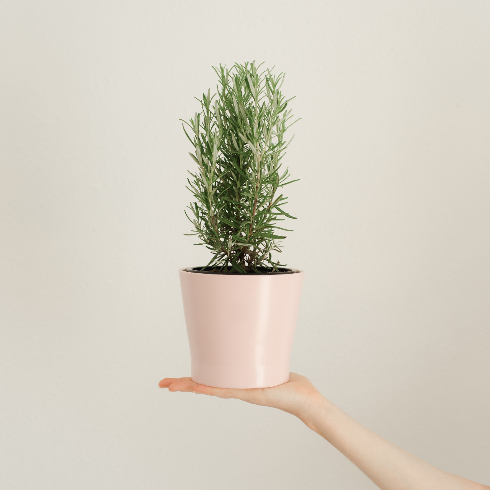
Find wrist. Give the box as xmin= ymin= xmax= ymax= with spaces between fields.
xmin=298 ymin=394 xmax=334 ymax=433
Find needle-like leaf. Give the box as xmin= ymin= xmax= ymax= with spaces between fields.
xmin=181 ymin=62 xmax=299 ymax=272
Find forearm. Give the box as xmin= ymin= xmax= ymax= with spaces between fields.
xmin=299 ymin=396 xmax=487 ymax=490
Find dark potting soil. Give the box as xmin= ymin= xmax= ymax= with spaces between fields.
xmin=185 ymin=266 xmax=298 ymax=275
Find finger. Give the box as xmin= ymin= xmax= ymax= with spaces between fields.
xmin=167 ymin=378 xmax=198 ymax=393
xmin=158 ymin=377 xmax=192 ymax=388
xmin=159 ymin=378 xmax=180 ymax=388
xmin=160 ymin=377 xmax=253 ymax=402
xmin=192 ymin=384 xmax=250 ymax=401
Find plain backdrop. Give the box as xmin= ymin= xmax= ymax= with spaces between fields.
xmin=1 ymin=1 xmax=489 ymax=489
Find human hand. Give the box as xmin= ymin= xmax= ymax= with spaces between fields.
xmin=159 ymin=374 xmax=490 ymax=490
xmin=158 ymin=372 xmax=327 ymax=421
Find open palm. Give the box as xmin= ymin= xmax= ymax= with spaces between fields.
xmin=159 ymin=372 xmax=323 ymax=418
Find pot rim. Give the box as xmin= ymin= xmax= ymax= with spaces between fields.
xmin=181 ymin=266 xmax=303 ymax=275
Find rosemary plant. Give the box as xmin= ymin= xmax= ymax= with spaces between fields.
xmin=181 ymin=61 xmax=299 ymax=273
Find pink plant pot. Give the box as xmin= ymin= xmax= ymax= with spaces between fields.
xmin=179 ymin=267 xmax=304 ymax=389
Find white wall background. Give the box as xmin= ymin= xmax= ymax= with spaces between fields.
xmin=1 ymin=1 xmax=489 ymax=488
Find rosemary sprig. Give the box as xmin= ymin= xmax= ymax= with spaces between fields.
xmin=181 ymin=61 xmax=300 ymax=273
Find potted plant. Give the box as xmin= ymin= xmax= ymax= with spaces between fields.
xmin=179 ymin=61 xmax=304 ymax=389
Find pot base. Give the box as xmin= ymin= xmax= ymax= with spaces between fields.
xmin=191 ymin=361 xmax=290 ymax=389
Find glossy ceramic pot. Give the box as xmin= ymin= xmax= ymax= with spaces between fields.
xmin=179 ymin=267 xmax=304 ymax=389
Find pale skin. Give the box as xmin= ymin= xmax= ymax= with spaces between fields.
xmin=159 ymin=373 xmax=489 ymax=490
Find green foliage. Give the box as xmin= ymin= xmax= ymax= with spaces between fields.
xmin=181 ymin=61 xmax=299 ymax=273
